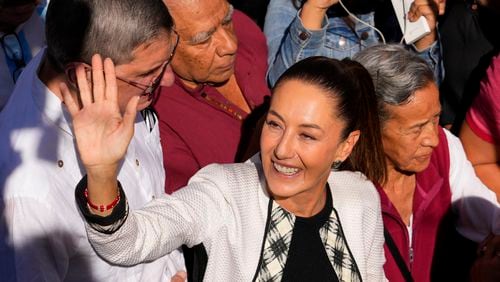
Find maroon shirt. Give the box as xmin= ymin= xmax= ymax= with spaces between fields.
xmin=154 ymin=10 xmax=270 ymax=193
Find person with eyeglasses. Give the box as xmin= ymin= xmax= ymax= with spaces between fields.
xmin=0 ymin=0 xmax=46 ymax=111
xmin=0 ymin=0 xmax=186 ymax=281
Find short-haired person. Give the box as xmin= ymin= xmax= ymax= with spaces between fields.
xmin=65 ymin=56 xmax=387 ymax=281
xmin=156 ymin=0 xmax=271 ymax=194
xmin=0 ymin=0 xmax=184 ymax=280
xmin=354 ymin=44 xmax=500 ymax=282
xmin=459 ymin=53 xmax=500 ymax=281
xmin=0 ymin=0 xmax=45 ymax=111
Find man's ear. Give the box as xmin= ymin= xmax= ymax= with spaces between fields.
xmin=336 ymin=130 xmax=360 ymax=162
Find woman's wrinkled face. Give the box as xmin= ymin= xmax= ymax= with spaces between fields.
xmin=260 ymin=79 xmax=358 ymax=211
xmin=381 ymin=82 xmax=441 ymax=174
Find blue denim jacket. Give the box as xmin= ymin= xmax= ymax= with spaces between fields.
xmin=264 ymin=0 xmax=443 ymax=86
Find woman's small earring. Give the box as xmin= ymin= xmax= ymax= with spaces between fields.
xmin=332 ymin=160 xmax=342 ymax=170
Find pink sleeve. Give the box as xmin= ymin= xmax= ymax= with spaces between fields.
xmin=466 ymin=54 xmax=500 ymax=144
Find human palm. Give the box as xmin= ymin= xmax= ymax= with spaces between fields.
xmin=61 ymin=54 xmax=138 ymax=172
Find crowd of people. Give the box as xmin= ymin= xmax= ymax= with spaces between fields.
xmin=0 ymin=0 xmax=499 ymax=281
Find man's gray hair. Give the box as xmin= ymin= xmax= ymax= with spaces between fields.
xmin=353 ymin=44 xmax=435 ymax=122
xmin=46 ymin=0 xmax=174 ymax=71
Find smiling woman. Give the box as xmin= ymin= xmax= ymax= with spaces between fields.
xmin=261 ymin=56 xmax=386 ymax=217
xmin=67 ymin=56 xmax=388 ymax=281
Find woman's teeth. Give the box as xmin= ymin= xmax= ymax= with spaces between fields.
xmin=273 ymin=163 xmax=299 ymax=175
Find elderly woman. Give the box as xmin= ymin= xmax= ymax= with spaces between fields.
xmin=62 ymin=56 xmax=387 ymax=281
xmin=354 ymin=44 xmax=500 ymax=282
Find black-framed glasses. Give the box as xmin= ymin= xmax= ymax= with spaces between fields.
xmin=115 ymin=30 xmax=179 ymax=100
xmin=1 ymin=33 xmax=27 ymax=83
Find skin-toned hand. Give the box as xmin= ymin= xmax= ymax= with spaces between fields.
xmin=301 ymin=0 xmax=340 ymax=30
xmin=409 ymin=0 xmax=441 ymax=50
xmin=435 ymin=0 xmax=446 ymax=15
xmin=471 ymin=234 xmax=500 ymax=282
xmin=171 ymin=271 xmax=187 ymax=282
xmin=60 ymin=54 xmax=138 ymax=215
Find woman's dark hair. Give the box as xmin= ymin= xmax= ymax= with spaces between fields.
xmin=273 ymin=56 xmax=386 ymax=184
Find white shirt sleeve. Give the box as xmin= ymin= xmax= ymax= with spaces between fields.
xmin=447 ymin=129 xmax=500 ymax=241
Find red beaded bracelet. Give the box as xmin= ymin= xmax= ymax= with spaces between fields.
xmin=84 ymin=188 xmax=121 ymax=212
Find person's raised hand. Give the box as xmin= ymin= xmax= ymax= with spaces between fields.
xmin=301 ymin=0 xmax=340 ymax=30
xmin=409 ymin=0 xmax=439 ymax=50
xmin=61 ymin=54 xmax=138 ymax=180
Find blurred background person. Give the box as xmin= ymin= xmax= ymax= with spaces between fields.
xmin=439 ymin=0 xmax=500 ymax=132
xmin=0 ymin=0 xmax=46 ymax=111
xmin=264 ymin=0 xmax=445 ymax=86
xmin=457 ymin=27 xmax=500 ymax=282
xmin=460 ymin=53 xmax=500 ymax=200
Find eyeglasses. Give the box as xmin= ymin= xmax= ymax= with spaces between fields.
xmin=1 ymin=33 xmax=27 ymax=82
xmin=64 ymin=30 xmax=179 ymax=102
xmin=115 ymin=30 xmax=179 ymax=101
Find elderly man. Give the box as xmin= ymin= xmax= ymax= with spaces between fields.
xmin=156 ymin=0 xmax=270 ymax=193
xmin=154 ymin=1 xmax=270 ymax=280
xmin=0 ymin=0 xmax=45 ymax=111
xmin=0 ymin=0 xmax=184 ymax=280
xmin=354 ymin=44 xmax=500 ymax=282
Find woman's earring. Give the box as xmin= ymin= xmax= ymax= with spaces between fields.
xmin=332 ymin=160 xmax=342 ymax=170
